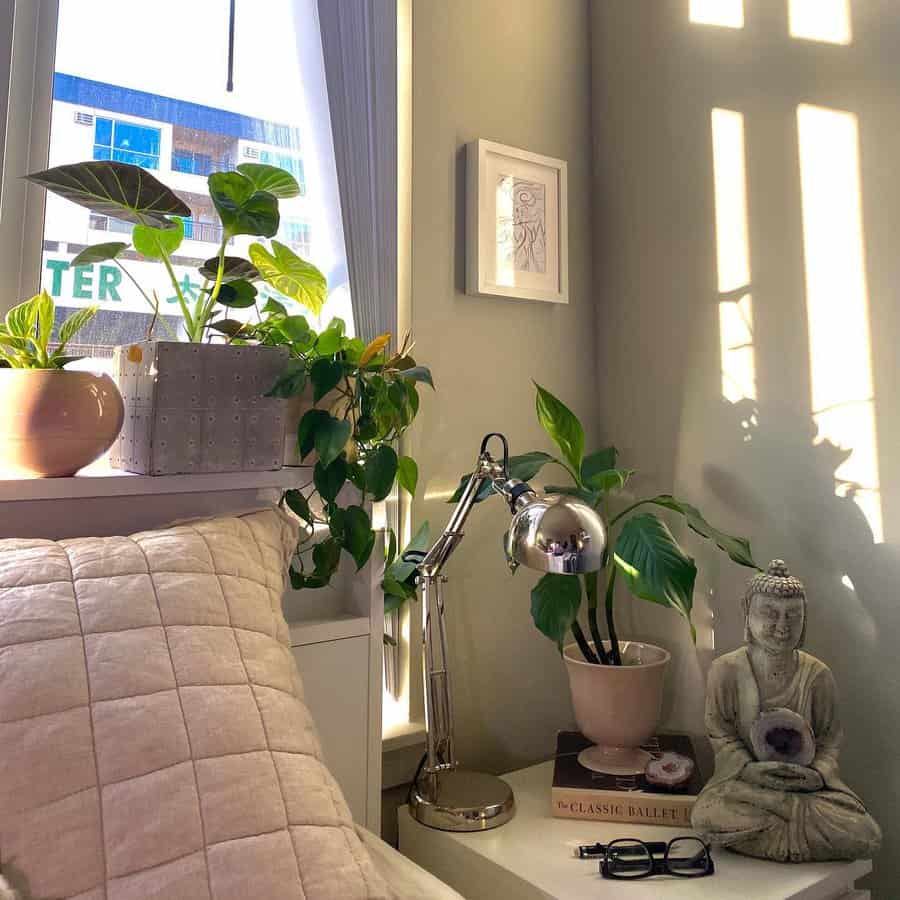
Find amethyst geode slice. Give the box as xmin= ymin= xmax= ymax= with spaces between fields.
xmin=645 ymin=751 xmax=695 ymax=789
xmin=750 ymin=707 xmax=815 ymax=766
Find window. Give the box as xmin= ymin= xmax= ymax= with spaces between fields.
xmin=92 ymin=117 xmax=161 ymax=169
xmin=12 ymin=0 xmax=352 ymax=363
xmin=258 ymin=149 xmax=306 ymax=194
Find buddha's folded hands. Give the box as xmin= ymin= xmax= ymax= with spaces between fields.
xmin=742 ymin=760 xmax=824 ymax=793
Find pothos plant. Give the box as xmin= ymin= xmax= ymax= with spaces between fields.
xmin=263 ymin=321 xmax=434 ymax=591
xmin=452 ymin=383 xmax=760 ymax=664
xmin=26 ymin=160 xmax=326 ymax=339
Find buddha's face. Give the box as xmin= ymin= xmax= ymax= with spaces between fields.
xmin=747 ymin=592 xmax=804 ymax=654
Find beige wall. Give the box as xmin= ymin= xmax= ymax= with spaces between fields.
xmin=409 ymin=0 xmax=595 ymax=774
xmin=591 ymin=1 xmax=900 ymax=891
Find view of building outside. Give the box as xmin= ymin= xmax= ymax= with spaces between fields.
xmin=41 ymin=0 xmax=352 ymax=361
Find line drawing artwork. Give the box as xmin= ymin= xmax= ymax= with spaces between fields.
xmin=496 ymin=176 xmax=547 ymax=274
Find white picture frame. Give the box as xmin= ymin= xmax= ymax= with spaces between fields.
xmin=466 ymin=139 xmax=569 ymax=304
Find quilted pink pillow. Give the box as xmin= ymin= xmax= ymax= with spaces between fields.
xmin=0 ymin=509 xmax=389 ymax=900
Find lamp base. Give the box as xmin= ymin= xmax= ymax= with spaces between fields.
xmin=409 ymin=768 xmax=515 ymax=832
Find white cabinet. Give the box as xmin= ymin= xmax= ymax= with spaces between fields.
xmin=293 ymin=634 xmax=370 ymax=824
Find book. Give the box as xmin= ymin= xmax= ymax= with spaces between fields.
xmin=551 ymin=731 xmax=705 ymax=827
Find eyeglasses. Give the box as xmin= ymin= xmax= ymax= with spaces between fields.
xmin=599 ymin=837 xmax=714 ymax=880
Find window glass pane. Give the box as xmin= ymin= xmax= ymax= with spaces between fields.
xmin=42 ymin=0 xmax=352 ymax=367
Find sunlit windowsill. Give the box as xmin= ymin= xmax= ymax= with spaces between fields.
xmin=0 ymin=459 xmax=310 ymax=502
xmin=383 ymin=719 xmax=426 ymax=753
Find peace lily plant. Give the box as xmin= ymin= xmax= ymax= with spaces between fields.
xmin=26 ymin=160 xmax=326 ymax=339
xmin=454 ymin=384 xmax=760 ymax=664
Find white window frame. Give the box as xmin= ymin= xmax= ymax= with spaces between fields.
xmin=0 ymin=0 xmax=58 ymax=315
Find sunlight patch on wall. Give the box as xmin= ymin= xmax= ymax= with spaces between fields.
xmin=789 ymin=0 xmax=851 ymax=45
xmin=690 ymin=0 xmax=744 ymax=29
xmin=797 ymin=104 xmax=882 ymax=543
xmin=495 ymin=174 xmax=515 ymax=287
xmin=712 ymin=108 xmax=756 ymax=403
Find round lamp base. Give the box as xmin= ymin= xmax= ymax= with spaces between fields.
xmin=577 ymin=745 xmax=652 ymax=775
xmin=409 ymin=768 xmax=515 ymax=832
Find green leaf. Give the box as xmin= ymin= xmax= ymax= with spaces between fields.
xmin=583 ymin=468 xmax=634 ymax=493
xmin=208 ymin=171 xmax=279 ymax=238
xmin=385 ymin=528 xmax=398 ymax=566
xmin=346 ymin=461 xmax=367 ymax=492
xmin=312 ymin=538 xmax=342 ymax=579
xmin=35 ymin=290 xmax=54 ymax=349
xmin=276 ymin=315 xmax=312 ymax=343
xmin=344 ymin=505 xmax=375 ymax=570
xmin=297 ymin=408 xmax=331 ymax=460
xmin=397 ymin=456 xmax=418 ymax=496
xmin=399 ymin=366 xmax=434 ymax=389
xmin=57 ymin=305 xmax=98 ymax=350
xmin=5 ymin=295 xmax=39 ymax=339
xmin=267 ymin=359 xmax=307 ymax=398
xmin=26 ymin=161 xmax=190 ymax=228
xmin=314 ymin=326 xmax=343 ymax=356
xmin=236 ymin=162 xmax=301 ymax=199
xmin=133 ymin=217 xmax=184 ymax=259
xmin=613 ymin=512 xmax=697 ymax=624
xmin=248 ymin=241 xmax=327 ymax=315
xmin=262 ymin=297 xmax=288 ymax=317
xmin=645 ymin=495 xmax=759 ymax=569
xmin=534 ymin=383 xmax=584 ymax=477
xmin=313 ymin=457 xmax=347 ymax=502
xmin=405 ymin=381 xmax=420 ymax=417
xmin=385 ymin=521 xmax=431 ymax=582
xmin=449 ymin=451 xmax=555 ymax=503
xmin=531 ymin=573 xmax=583 ymax=649
xmin=217 ymin=279 xmax=258 ymax=308
xmin=283 ymin=488 xmax=313 ymax=526
xmin=329 ymin=507 xmax=347 ymax=541
xmin=365 ymin=445 xmax=398 ymax=501
xmin=199 ymin=256 xmax=260 ymax=282
xmin=207 ymin=318 xmax=248 ymax=338
xmin=581 ymin=447 xmax=618 ymax=484
xmin=309 ymin=358 xmax=344 ymax=403
xmin=544 ymin=485 xmax=601 ymax=505
xmin=314 ymin=415 xmax=352 ymax=468
xmin=70 ymin=241 xmax=128 ymax=268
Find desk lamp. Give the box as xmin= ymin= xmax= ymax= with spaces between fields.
xmin=405 ymin=433 xmax=608 ymax=831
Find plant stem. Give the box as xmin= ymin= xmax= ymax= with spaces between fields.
xmin=584 ymin=571 xmax=611 ymax=664
xmin=159 ymin=251 xmax=194 ymax=338
xmin=570 ymin=620 xmax=601 ymax=665
xmin=605 ymin=566 xmax=622 ymax=665
xmin=609 ymin=498 xmax=652 ymax=526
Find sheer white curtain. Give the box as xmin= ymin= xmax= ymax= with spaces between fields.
xmin=317 ymin=0 xmax=398 ymax=344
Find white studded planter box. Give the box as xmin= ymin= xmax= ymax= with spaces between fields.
xmin=110 ymin=341 xmax=289 ymax=475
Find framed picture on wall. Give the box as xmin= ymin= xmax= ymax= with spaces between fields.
xmin=466 ymin=139 xmax=568 ymax=304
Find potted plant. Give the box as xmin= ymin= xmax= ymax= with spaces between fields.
xmin=26 ymin=160 xmax=327 ymax=475
xmin=256 ymin=316 xmax=433 ymax=592
xmin=0 ymin=291 xmax=123 ymax=477
xmin=451 ymin=383 xmax=759 ymax=771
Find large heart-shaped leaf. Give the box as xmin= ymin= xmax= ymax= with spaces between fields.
xmin=583 ymin=468 xmax=634 ymax=493
xmin=267 ymin=359 xmax=307 ymax=399
xmin=535 ymin=383 xmax=584 ymax=477
xmin=70 ymin=242 xmax=128 ymax=268
xmin=645 ymin=495 xmax=758 ymax=570
xmin=208 ymin=172 xmax=279 ymax=238
xmin=297 ymin=408 xmax=331 ymax=460
xmin=199 ymin=256 xmax=260 ymax=283
xmin=581 ymin=447 xmax=618 ymax=485
xmin=248 ymin=241 xmax=327 ymax=314
xmin=312 ymin=538 xmax=342 ymax=579
xmin=216 ymin=279 xmax=258 ymax=308
xmin=531 ymin=573 xmax=583 ymax=649
xmin=397 ymin=455 xmax=418 ymax=496
xmin=236 ymin=162 xmax=301 ymax=199
xmin=283 ymin=488 xmax=313 ymax=526
xmin=313 ymin=457 xmax=348 ymax=502
xmin=314 ymin=414 xmax=352 ymax=468
xmin=343 ymin=505 xmax=375 ymax=570
xmin=309 ymin=358 xmax=344 ymax=403
xmin=364 ymin=445 xmax=398 ymax=501
xmin=133 ymin=217 xmax=184 ymax=260
xmin=27 ymin=161 xmax=190 ymax=228
xmin=613 ymin=512 xmax=697 ymax=625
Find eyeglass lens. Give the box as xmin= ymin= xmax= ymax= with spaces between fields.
xmin=667 ymin=837 xmax=710 ymax=876
xmin=606 ymin=840 xmax=652 ymax=879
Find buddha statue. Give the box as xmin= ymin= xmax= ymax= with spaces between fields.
xmin=691 ymin=560 xmax=881 ymax=862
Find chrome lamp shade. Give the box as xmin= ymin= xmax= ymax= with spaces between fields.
xmin=407 ymin=434 xmax=607 ymax=833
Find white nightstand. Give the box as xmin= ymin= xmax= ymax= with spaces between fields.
xmin=399 ymin=761 xmax=872 ymax=900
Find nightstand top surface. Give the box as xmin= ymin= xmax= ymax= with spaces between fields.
xmin=399 ymin=760 xmax=871 ymax=900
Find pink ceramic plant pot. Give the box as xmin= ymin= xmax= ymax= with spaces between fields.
xmin=0 ymin=369 xmax=124 ymax=477
xmin=563 ymin=640 xmax=671 ymax=775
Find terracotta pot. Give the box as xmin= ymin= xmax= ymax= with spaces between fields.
xmin=563 ymin=640 xmax=670 ymax=775
xmin=0 ymin=369 xmax=124 ymax=477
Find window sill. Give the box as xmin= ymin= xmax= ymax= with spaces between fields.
xmin=383 ymin=719 xmax=426 ymax=753
xmin=0 ymin=462 xmax=309 ymax=502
